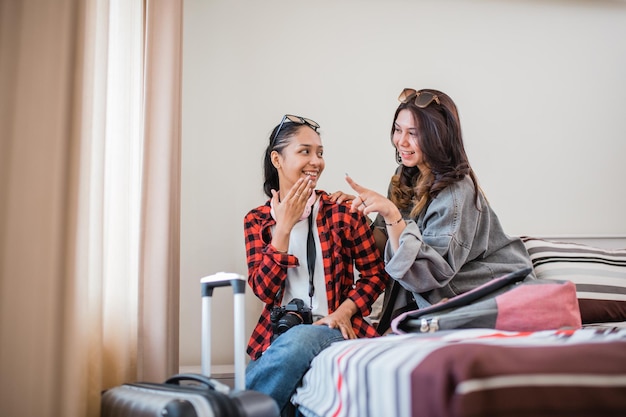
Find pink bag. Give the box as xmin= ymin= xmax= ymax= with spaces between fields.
xmin=392 ymin=267 xmax=582 ymax=334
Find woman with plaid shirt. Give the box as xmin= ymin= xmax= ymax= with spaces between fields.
xmin=244 ymin=114 xmax=388 ymax=416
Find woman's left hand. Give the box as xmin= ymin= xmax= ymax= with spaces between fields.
xmin=327 ymin=190 xmax=356 ymax=204
xmin=315 ymin=311 xmax=356 ymax=340
xmin=315 ymin=299 xmax=358 ymax=340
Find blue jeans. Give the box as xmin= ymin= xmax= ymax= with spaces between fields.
xmin=246 ymin=324 xmax=344 ymax=413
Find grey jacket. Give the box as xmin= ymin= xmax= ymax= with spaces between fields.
xmin=376 ymin=174 xmax=534 ymax=308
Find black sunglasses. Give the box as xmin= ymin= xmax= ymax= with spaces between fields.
xmin=272 ymin=114 xmax=320 ymax=143
xmin=398 ymin=88 xmax=440 ymax=108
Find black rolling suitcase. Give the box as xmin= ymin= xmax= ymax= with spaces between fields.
xmin=101 ymin=272 xmax=279 ymax=417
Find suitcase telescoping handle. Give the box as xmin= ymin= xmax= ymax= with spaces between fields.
xmin=200 ymin=272 xmax=246 ymax=392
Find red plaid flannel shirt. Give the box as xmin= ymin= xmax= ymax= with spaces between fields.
xmin=244 ymin=191 xmax=389 ymax=360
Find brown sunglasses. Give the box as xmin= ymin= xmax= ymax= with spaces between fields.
xmin=398 ymin=88 xmax=440 ymax=108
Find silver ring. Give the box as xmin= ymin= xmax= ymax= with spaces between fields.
xmin=295 ymin=193 xmax=301 ymax=197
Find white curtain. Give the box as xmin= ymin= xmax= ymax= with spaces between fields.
xmin=0 ymin=1 xmax=183 ymax=416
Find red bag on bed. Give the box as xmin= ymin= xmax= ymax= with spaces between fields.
xmin=392 ymin=267 xmax=582 ymax=334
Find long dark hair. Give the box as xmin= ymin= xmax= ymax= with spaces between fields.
xmin=389 ymin=89 xmax=480 ymax=217
xmin=262 ymin=122 xmax=310 ymax=198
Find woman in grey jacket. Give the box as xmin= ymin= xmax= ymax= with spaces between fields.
xmin=343 ymin=88 xmax=534 ymax=333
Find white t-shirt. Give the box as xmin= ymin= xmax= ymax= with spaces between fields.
xmin=280 ymin=199 xmax=328 ymax=317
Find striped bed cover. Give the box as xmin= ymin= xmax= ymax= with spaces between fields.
xmin=292 ymin=328 xmax=626 ymax=417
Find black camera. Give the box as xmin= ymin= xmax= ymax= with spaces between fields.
xmin=270 ymin=298 xmax=313 ymax=339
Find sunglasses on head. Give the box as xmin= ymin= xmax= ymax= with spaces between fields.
xmin=272 ymin=114 xmax=320 ymax=144
xmin=398 ymin=88 xmax=440 ymax=108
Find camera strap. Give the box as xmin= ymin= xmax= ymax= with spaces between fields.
xmin=306 ymin=204 xmax=316 ymax=308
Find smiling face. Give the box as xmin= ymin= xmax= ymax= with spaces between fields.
xmin=271 ymin=126 xmax=324 ymax=196
xmin=392 ymin=109 xmax=426 ymax=170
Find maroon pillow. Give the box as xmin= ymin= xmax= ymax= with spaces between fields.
xmin=522 ymin=237 xmax=626 ymax=324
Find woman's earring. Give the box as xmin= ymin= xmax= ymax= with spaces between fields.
xmin=395 ymin=149 xmax=402 ymax=164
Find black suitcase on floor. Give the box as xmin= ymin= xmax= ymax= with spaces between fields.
xmin=101 ymin=272 xmax=279 ymax=417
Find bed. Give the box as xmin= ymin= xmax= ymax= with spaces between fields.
xmin=291 ymin=237 xmax=626 ymax=417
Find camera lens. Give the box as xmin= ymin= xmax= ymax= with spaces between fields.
xmin=275 ymin=312 xmax=304 ymax=334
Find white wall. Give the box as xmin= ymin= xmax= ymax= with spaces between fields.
xmin=180 ymin=0 xmax=626 ymax=367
